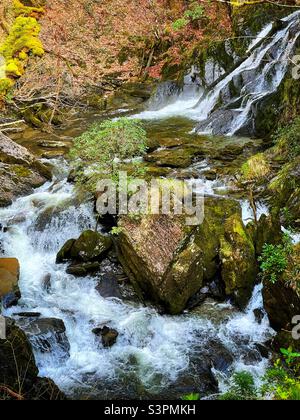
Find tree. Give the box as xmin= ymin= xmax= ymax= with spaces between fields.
xmin=69 ymin=117 xmax=148 ymax=192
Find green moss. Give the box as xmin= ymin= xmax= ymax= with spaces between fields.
xmin=0 ymin=1 xmax=44 ymax=101
xmin=12 ymin=165 xmax=32 ymax=178
xmin=13 ymin=0 xmax=44 ymax=17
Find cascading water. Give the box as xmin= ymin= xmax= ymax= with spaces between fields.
xmin=0 ymin=161 xmax=275 ymax=399
xmin=134 ymin=11 xmax=300 ymax=136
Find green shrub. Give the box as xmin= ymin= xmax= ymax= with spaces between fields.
xmin=69 ymin=117 xmax=148 ymax=191
xmin=261 ymin=359 xmax=300 ymax=401
xmin=219 ymin=372 xmax=258 ymax=400
xmin=259 ymin=234 xmax=293 ymax=284
xmin=273 ymin=117 xmax=300 ymax=161
xmin=172 ymin=1 xmax=205 ymax=31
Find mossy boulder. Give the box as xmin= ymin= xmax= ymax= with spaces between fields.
xmin=116 ymin=197 xmax=256 ymax=314
xmin=0 ymin=318 xmax=66 ymax=400
xmin=220 ymin=214 xmax=257 ymax=308
xmin=56 ymin=230 xmax=112 ymax=264
xmin=247 ymin=214 xmax=283 ymax=256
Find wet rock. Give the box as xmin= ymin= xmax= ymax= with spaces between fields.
xmin=66 ymin=262 xmax=100 ymax=276
xmin=70 ymin=230 xmax=113 ymax=262
xmin=145 ymin=148 xmax=194 ymax=168
xmin=253 ymin=308 xmax=265 ymax=325
xmin=255 ymin=343 xmax=271 ymax=359
xmin=57 ymin=230 xmax=112 ymax=265
xmin=2 ymin=291 xmax=21 ymax=309
xmin=248 ymin=214 xmax=282 ymax=256
xmin=96 ymin=273 xmax=122 ymax=299
xmin=16 ymin=317 xmax=70 ymax=357
xmin=56 ymin=239 xmax=76 ymax=263
xmin=0 ymin=132 xmax=51 ymax=179
xmin=205 ymin=339 xmax=234 ymax=373
xmin=116 ymin=197 xmax=253 ymax=314
xmin=42 ymin=274 xmax=51 ymax=292
xmin=0 ymin=319 xmax=66 ymax=400
xmin=220 ymin=214 xmax=257 ymax=309
xmin=93 ymin=326 xmax=119 ymax=348
xmin=14 ymin=312 xmax=42 ymax=318
xmin=37 ymin=141 xmax=67 ymax=149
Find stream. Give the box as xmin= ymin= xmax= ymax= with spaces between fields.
xmin=2 ymin=10 xmax=300 ymax=399
xmin=0 ymin=121 xmax=275 ymax=399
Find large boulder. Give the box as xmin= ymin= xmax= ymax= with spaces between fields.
xmin=0 ymin=318 xmax=66 ymax=400
xmin=56 ymin=230 xmax=112 ymax=264
xmin=116 ymin=197 xmax=257 ymax=314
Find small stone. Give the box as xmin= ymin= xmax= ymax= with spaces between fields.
xmin=92 ymin=326 xmax=119 ymax=348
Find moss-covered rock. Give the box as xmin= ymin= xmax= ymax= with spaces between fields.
xmin=56 ymin=230 xmax=112 ymax=265
xmin=0 ymin=132 xmax=51 ymax=207
xmin=116 ymin=197 xmax=256 ymax=314
xmin=247 ymin=214 xmax=283 ymax=256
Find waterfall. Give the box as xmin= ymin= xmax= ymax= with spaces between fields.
xmin=0 ymin=164 xmax=275 ymax=398
xmin=134 ymin=11 xmax=300 ymax=136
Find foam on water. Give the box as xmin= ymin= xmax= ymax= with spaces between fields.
xmin=0 ymin=172 xmax=276 ymax=398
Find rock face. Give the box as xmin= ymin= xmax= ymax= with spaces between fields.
xmin=0 ymin=133 xmax=51 ymax=206
xmin=0 ymin=258 xmax=21 ymax=307
xmin=116 ymin=197 xmax=257 ymax=314
xmin=0 ymin=319 xmax=66 ymax=400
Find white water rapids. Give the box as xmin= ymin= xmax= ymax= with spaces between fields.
xmin=0 ymin=162 xmax=275 ymax=398
xmin=134 ymin=11 xmax=300 ymax=136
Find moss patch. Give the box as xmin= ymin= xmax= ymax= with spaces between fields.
xmin=0 ymin=1 xmax=44 ymax=102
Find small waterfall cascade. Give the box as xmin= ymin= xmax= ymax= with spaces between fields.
xmin=0 ymin=168 xmax=275 ymax=398
xmin=135 ymin=11 xmax=300 ymax=136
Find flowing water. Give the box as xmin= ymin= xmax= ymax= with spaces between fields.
xmin=0 ymin=155 xmax=275 ymax=399
xmin=134 ymin=11 xmax=300 ymax=136
xmin=3 ymin=10 xmax=299 ymax=400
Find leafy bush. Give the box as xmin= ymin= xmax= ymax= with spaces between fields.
xmin=219 ymin=372 xmax=258 ymax=400
xmin=172 ymin=18 xmax=189 ymax=31
xmin=259 ymin=234 xmax=293 ymax=284
xmin=261 ymin=359 xmax=300 ymax=401
xmin=172 ymin=1 xmax=205 ymax=31
xmin=69 ymin=117 xmax=148 ymax=191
